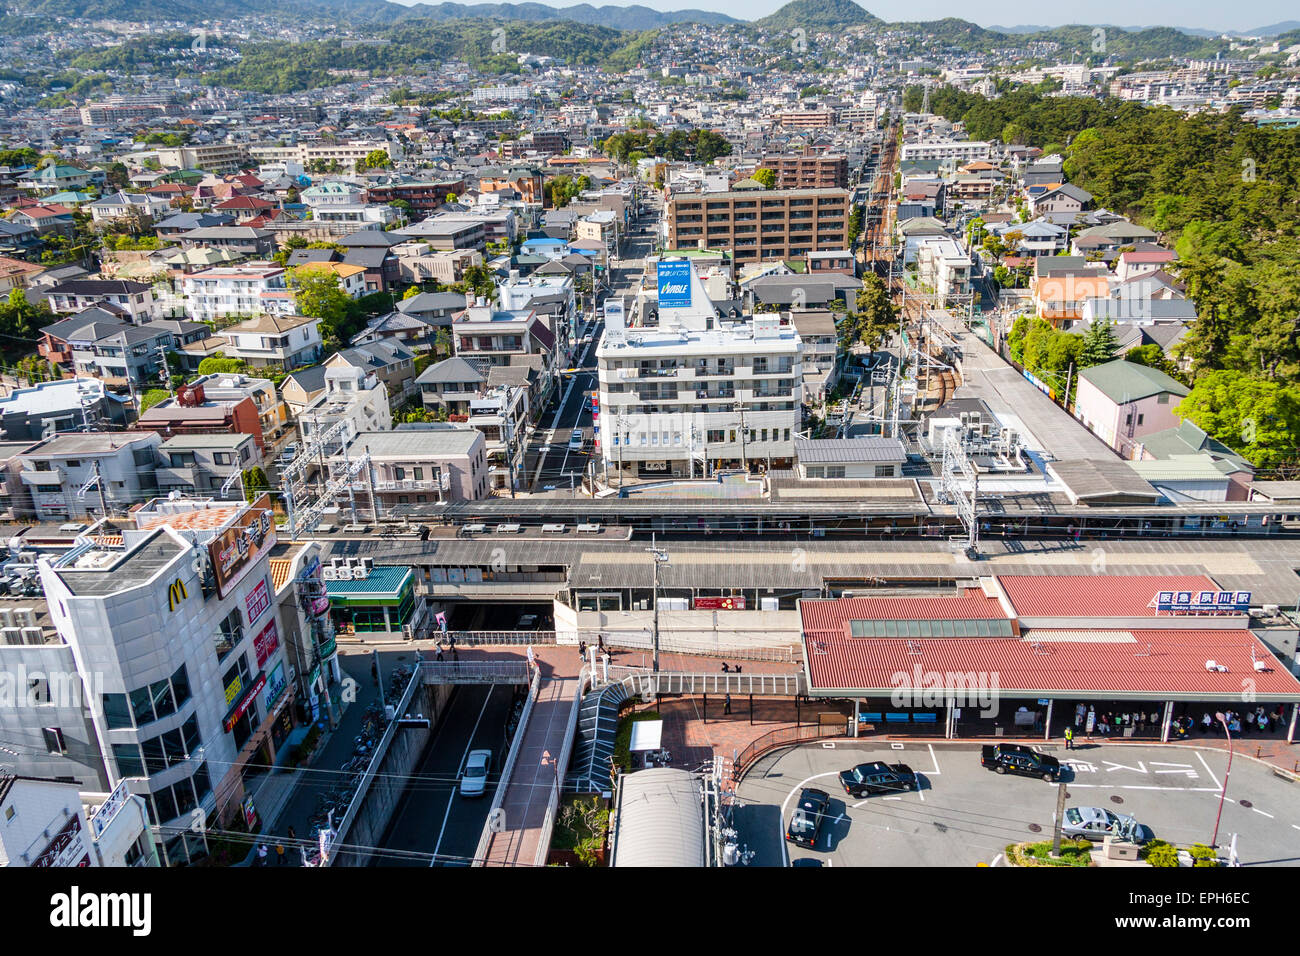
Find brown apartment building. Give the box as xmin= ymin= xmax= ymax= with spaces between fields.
xmin=759 ymin=152 xmax=849 ymax=189
xmin=667 ymin=187 xmax=851 ymax=264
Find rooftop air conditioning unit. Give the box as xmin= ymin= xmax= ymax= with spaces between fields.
xmin=1 ymin=626 xmax=22 ymax=646
xmin=1263 ymin=604 xmax=1280 ymax=617
xmin=322 ymin=567 xmax=341 ymax=581
xmin=21 ymin=626 xmax=43 ymax=645
xmin=0 ymin=608 xmax=12 ymax=628
xmin=14 ymin=608 xmax=36 ymax=627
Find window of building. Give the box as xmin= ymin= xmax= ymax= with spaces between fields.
xmin=113 ymin=743 xmax=144 ymax=778
xmin=102 ymin=692 xmax=132 ymax=729
xmin=215 ymin=607 xmax=243 ymax=662
xmin=874 ymin=465 xmax=895 ymax=478
xmin=826 ymin=466 xmax=846 ymax=479
xmin=42 ymin=726 xmax=66 ymax=754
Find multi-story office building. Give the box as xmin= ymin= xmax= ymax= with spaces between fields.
xmin=596 ymin=260 xmax=802 ymax=480
xmin=758 ymin=152 xmax=849 ymax=189
xmin=667 ymin=187 xmax=850 ymax=265
xmin=37 ymin=496 xmax=300 ymax=865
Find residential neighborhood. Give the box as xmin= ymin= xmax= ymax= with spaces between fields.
xmin=0 ymin=0 xmax=1297 ymax=911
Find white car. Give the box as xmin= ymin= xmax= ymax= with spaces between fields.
xmin=460 ymin=749 xmax=492 ymax=797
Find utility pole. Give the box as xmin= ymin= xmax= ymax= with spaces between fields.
xmin=92 ymin=459 xmax=108 ymax=517
xmin=1049 ymin=778 xmax=1068 ymax=858
xmin=734 ymin=401 xmax=748 ymax=473
xmin=364 ymin=444 xmax=380 ymax=523
xmin=645 ymin=535 xmax=669 ymax=676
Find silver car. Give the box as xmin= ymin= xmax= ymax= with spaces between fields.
xmin=1062 ymin=806 xmax=1146 ymax=843
xmin=460 ymin=749 xmax=492 ymax=798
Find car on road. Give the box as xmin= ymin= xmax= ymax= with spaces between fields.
xmin=981 ymin=743 xmax=1062 ymax=782
xmin=838 ymin=761 xmax=917 ymax=797
xmin=786 ymin=787 xmax=832 ymax=848
xmin=516 ymin=613 xmax=539 ymax=630
xmin=460 ymin=749 xmax=492 ymax=797
xmin=1062 ymin=806 xmax=1148 ymax=843
xmin=568 ymin=428 xmax=584 ymax=452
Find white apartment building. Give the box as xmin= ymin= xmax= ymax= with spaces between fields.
xmin=182 ymin=265 xmax=296 ymax=323
xmin=156 ymin=143 xmax=249 ymax=173
xmin=465 ymin=384 xmax=528 ymax=493
xmin=218 ymin=313 xmax=323 ymax=369
xmin=249 ymin=141 xmax=396 ymax=172
xmin=915 ymin=236 xmax=972 ymax=298
xmin=37 ymin=496 xmax=299 ymax=865
xmin=298 ymin=364 xmax=393 ymax=447
xmin=17 ymin=432 xmax=162 ymax=520
xmin=596 ymin=260 xmax=803 ymax=481
xmin=900 ymin=140 xmax=992 ymax=163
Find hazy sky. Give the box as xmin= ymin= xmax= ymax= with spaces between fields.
xmin=393 ymin=0 xmax=1295 ymax=33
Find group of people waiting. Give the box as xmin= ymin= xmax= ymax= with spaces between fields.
xmin=1072 ymin=702 xmax=1287 ymax=738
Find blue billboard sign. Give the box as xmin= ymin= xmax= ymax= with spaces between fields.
xmin=657 ymin=260 xmax=692 ymax=309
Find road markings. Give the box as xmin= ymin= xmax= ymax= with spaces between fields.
xmin=1195 ymin=750 xmax=1223 ymax=791
xmin=925 ymin=743 xmax=942 ymax=776
xmin=1250 ymin=807 xmax=1274 ymax=818
xmin=433 ymin=687 xmax=496 ymax=859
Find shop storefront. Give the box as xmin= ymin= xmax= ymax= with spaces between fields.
xmin=326 ymin=565 xmax=419 ymax=638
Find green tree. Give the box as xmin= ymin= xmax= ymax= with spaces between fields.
xmin=1078 ymin=320 xmax=1119 ymax=368
xmin=242 ymin=466 xmax=270 ymax=503
xmin=363 ymin=148 xmax=391 ymax=170
xmin=751 ymin=167 xmax=776 ymax=189
xmin=846 ymin=274 xmax=897 ymax=355
xmin=434 ymin=327 xmax=453 ymax=357
xmin=1174 ymin=370 xmax=1300 ymax=470
xmin=402 ymin=285 xmax=423 ymax=301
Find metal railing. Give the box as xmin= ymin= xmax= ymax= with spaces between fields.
xmin=439 ymin=630 xmax=559 ymax=646
xmin=599 ymin=632 xmax=801 ymax=663
xmin=533 ymin=666 xmax=589 ymax=867
xmin=418 ymin=661 xmax=531 ymax=684
xmin=603 ymin=667 xmax=806 ymax=697
xmin=471 ymin=665 xmax=541 ymax=866
xmin=731 ymin=719 xmax=850 ymax=782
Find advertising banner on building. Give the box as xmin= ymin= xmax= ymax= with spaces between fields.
xmin=657 ymin=260 xmax=693 ymax=309
xmin=209 ymin=494 xmax=277 ymax=598
xmin=694 ymin=596 xmax=746 ymax=610
xmin=224 ymin=672 xmax=266 ymax=732
xmin=254 ymin=618 xmax=280 ymax=669
xmin=31 ymin=815 xmax=91 ymax=868
xmin=246 ymin=576 xmax=271 ymax=628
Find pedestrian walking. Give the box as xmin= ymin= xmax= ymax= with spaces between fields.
xmin=724 ymin=693 xmax=732 ymax=715
xmin=720 ymin=662 xmax=730 ymax=673
xmin=257 ymin=844 xmax=269 ymax=866
xmin=287 ymin=826 xmax=296 ymax=842
xmin=1064 ymin=727 xmax=1074 ymax=750
xmin=276 ymin=842 xmax=286 ymax=865
xmin=435 ymin=643 xmax=444 ymax=662
xmin=597 ymin=634 xmax=607 ymax=656
xmin=448 ymin=634 xmax=456 ymax=650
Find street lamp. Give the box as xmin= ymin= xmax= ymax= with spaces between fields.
xmin=1211 ymin=711 xmax=1233 ymax=848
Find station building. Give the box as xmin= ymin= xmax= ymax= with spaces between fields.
xmin=799 ymin=574 xmax=1300 ymax=741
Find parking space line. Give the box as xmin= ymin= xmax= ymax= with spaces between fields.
xmin=925 ymin=744 xmax=941 ymax=776
xmin=1195 ymin=750 xmax=1222 ymax=791
xmin=1251 ymin=807 xmax=1274 ymax=818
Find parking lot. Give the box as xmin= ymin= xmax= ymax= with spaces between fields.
xmin=734 ymin=741 xmax=1300 ymax=867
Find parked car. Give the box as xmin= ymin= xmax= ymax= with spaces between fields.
xmin=460 ymin=749 xmax=492 ymax=797
xmin=786 ymin=787 xmax=832 ymax=848
xmin=981 ymin=743 xmax=1062 ymax=782
xmin=1062 ymin=806 xmax=1148 ymax=843
xmin=280 ymin=442 xmax=298 ymax=462
xmin=838 ymin=761 xmax=917 ymax=797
